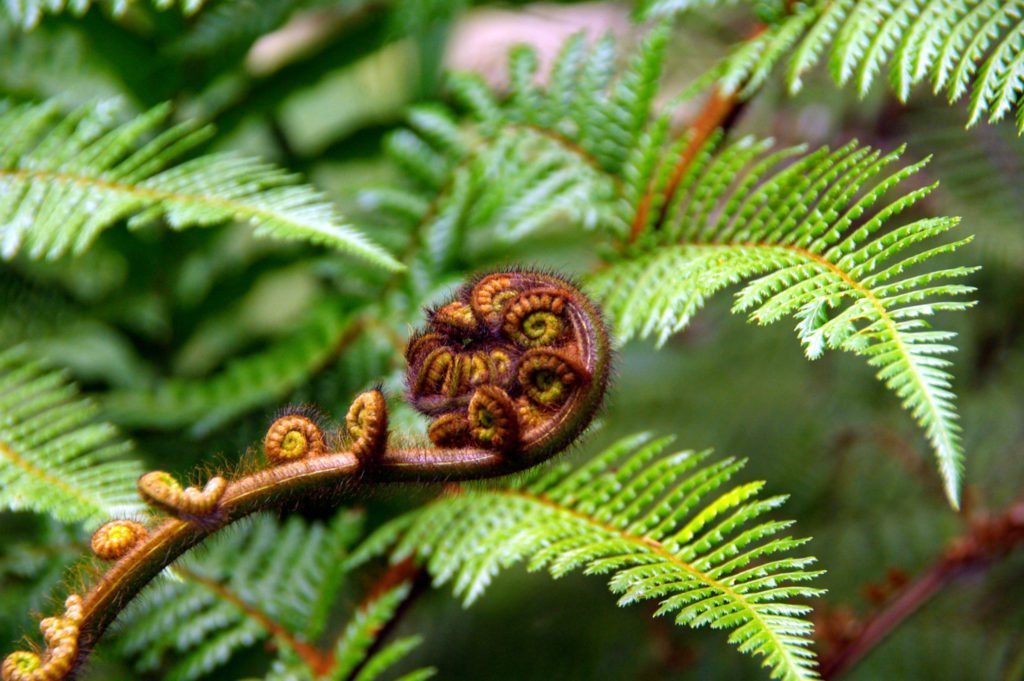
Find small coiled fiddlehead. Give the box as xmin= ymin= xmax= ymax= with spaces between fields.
xmin=2 ymin=270 xmax=609 ymax=680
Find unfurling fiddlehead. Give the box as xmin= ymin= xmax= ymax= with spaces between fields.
xmin=2 ymin=270 xmax=609 ymax=680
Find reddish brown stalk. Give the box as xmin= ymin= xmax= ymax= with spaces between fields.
xmin=628 ymin=24 xmax=766 ymax=244
xmin=174 ymin=566 xmax=331 ymax=673
xmin=819 ymin=499 xmax=1024 ymax=678
xmin=342 ymin=558 xmax=431 ymax=681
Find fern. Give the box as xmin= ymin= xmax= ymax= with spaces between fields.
xmin=357 ymin=433 xmax=825 ymax=681
xmin=0 ymin=345 xmax=144 ymax=524
xmin=311 ymin=582 xmax=435 ymax=681
xmin=662 ymin=0 xmax=1024 ymax=133
xmin=104 ymin=301 xmax=365 ymax=435
xmin=365 ymin=28 xmax=670 ymax=270
xmin=116 ymin=510 xmax=363 ymax=681
xmin=376 ymin=34 xmax=975 ymax=507
xmin=0 ymin=99 xmax=402 ymax=270
xmin=588 ymin=137 xmax=976 ymax=507
xmin=2 ymin=0 xmax=206 ymax=30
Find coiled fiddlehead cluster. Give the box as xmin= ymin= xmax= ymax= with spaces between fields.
xmin=2 ymin=270 xmax=609 ymax=680
xmin=408 ymin=271 xmax=606 ymax=462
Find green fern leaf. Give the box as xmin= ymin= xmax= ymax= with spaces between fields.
xmin=328 ymin=583 xmax=435 ymax=681
xmin=364 ymin=29 xmax=668 ymax=272
xmin=359 ymin=434 xmax=825 ymax=681
xmin=662 ymin=0 xmax=1024 ymax=133
xmin=2 ymin=0 xmax=207 ymax=30
xmin=116 ymin=510 xmax=362 ymax=681
xmin=104 ymin=302 xmax=370 ymax=435
xmin=371 ymin=33 xmax=975 ymax=507
xmin=0 ymin=99 xmax=402 ymax=271
xmin=588 ymin=138 xmax=976 ymax=507
xmin=0 ymin=345 xmax=145 ymax=524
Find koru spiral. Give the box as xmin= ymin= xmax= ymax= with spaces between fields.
xmin=2 ymin=270 xmax=609 ymax=680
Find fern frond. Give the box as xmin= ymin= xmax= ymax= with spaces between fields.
xmin=2 ymin=0 xmax=207 ymax=30
xmin=372 ymin=33 xmax=976 ymax=506
xmin=0 ymin=345 xmax=144 ymax=524
xmin=104 ymin=302 xmax=362 ymax=435
xmin=266 ymin=580 xmax=435 ymax=681
xmin=665 ymin=0 xmax=1024 ymax=133
xmin=116 ymin=510 xmax=362 ymax=681
xmin=363 ymin=27 xmax=670 ymax=270
xmin=326 ymin=583 xmax=435 ymax=681
xmin=360 ymin=433 xmax=825 ymax=681
xmin=0 ymin=99 xmax=402 ymax=270
xmin=588 ymin=137 xmax=976 ymax=507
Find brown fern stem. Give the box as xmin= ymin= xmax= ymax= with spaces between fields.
xmin=174 ymin=565 xmax=330 ymax=673
xmin=3 ymin=270 xmax=610 ymax=681
xmin=628 ymin=24 xmax=766 ymax=244
xmin=819 ymin=499 xmax=1024 ymax=678
xmin=343 ymin=558 xmax=430 ymax=681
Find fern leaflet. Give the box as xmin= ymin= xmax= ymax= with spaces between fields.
xmin=2 ymin=0 xmax=206 ymax=30
xmin=661 ymin=0 xmax=1024 ymax=133
xmin=588 ymin=137 xmax=976 ymax=507
xmin=0 ymin=99 xmax=402 ymax=270
xmin=0 ymin=345 xmax=144 ymax=524
xmin=357 ymin=433 xmax=825 ymax=681
xmin=116 ymin=511 xmax=363 ymax=681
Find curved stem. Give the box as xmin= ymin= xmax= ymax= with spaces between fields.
xmin=72 ymin=445 xmax=531 ymax=664
xmin=5 ymin=269 xmax=612 ymax=681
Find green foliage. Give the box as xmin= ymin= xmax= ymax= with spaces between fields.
xmin=2 ymin=0 xmax=206 ymax=30
xmin=0 ymin=99 xmax=402 ymax=270
xmin=662 ymin=0 xmax=1024 ymax=133
xmin=105 ymin=301 xmax=358 ymax=434
xmin=587 ymin=137 xmax=976 ymax=507
xmin=367 ymin=27 xmax=670 ymax=270
xmin=379 ymin=32 xmax=975 ymax=507
xmin=358 ymin=433 xmax=825 ymax=681
xmin=306 ymin=582 xmax=435 ymax=681
xmin=116 ymin=510 xmax=364 ymax=681
xmin=0 ymin=345 xmax=144 ymax=524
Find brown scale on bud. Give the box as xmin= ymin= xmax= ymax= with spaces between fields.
xmin=2 ymin=596 xmax=83 ymax=681
xmin=488 ymin=348 xmax=514 ymax=385
xmin=264 ymin=413 xmax=325 ymax=465
xmin=90 ymin=520 xmax=148 ymax=561
xmin=503 ymin=289 xmax=568 ymax=347
xmin=433 ymin=301 xmax=478 ymax=334
xmin=415 ymin=347 xmax=454 ymax=398
xmin=442 ymin=354 xmax=474 ymax=398
xmin=138 ymin=471 xmax=228 ymax=518
xmin=345 ymin=390 xmax=388 ymax=462
xmin=517 ymin=349 xmax=584 ymax=409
